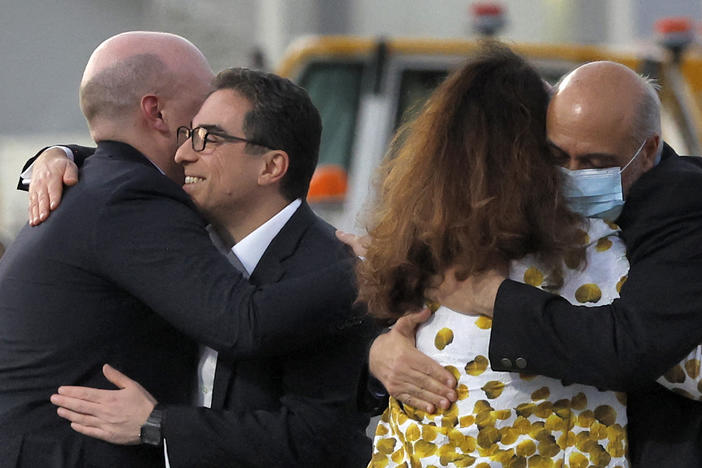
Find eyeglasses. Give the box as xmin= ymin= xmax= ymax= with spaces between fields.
xmin=177 ymin=126 xmax=269 ymax=152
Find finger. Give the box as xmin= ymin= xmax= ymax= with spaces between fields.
xmin=404 ymin=307 xmax=432 ymax=326
xmin=56 ymin=407 xmax=105 ymax=427
xmin=334 ymin=230 xmax=353 ymax=243
xmin=29 ymin=191 xmax=39 ymax=226
xmin=396 ymin=346 xmax=457 ymax=389
xmin=389 ymin=362 xmax=457 ymax=400
xmin=395 ymin=392 xmax=441 ymax=414
xmin=394 ymin=378 xmax=455 ymax=413
xmin=393 ymin=308 xmax=431 ymax=336
xmin=358 ymin=235 xmax=371 ymax=248
xmin=391 ymin=381 xmax=453 ymax=413
xmin=335 ymin=230 xmax=366 ymax=257
xmin=46 ymin=173 xmax=64 ymax=212
xmin=51 ymin=393 xmax=103 ymax=416
xmin=62 ymin=162 xmax=79 ymax=187
xmin=37 ymin=189 xmax=50 ymax=222
xmin=102 ymin=364 xmax=134 ymax=389
xmin=335 ymin=230 xmax=371 ymax=257
xmin=57 ymin=385 xmax=112 ymax=403
xmin=419 ymin=358 xmax=457 ymax=390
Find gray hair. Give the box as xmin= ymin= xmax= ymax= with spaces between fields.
xmin=632 ymin=75 xmax=663 ymax=156
xmin=79 ymin=54 xmax=173 ymax=124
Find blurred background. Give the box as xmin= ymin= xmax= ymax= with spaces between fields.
xmin=2 ymin=0 xmax=702 ymax=252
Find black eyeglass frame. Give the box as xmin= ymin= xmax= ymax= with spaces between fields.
xmin=177 ymin=126 xmax=270 ymax=152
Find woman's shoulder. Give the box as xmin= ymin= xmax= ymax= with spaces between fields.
xmin=510 ymin=218 xmax=628 ymax=305
xmin=415 ymin=306 xmax=493 ymax=365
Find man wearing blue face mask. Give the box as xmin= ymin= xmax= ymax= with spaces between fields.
xmin=559 ymin=137 xmax=648 ymax=221
xmin=368 ymin=60 xmax=702 ymax=467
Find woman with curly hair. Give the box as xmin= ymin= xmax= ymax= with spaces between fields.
xmin=359 ymin=43 xmax=630 ymax=467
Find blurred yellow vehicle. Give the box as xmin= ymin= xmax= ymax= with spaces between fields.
xmin=277 ymin=26 xmax=702 ymax=229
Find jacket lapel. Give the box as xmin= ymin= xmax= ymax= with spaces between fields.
xmin=210 ymin=202 xmax=316 ymax=409
xmin=248 ymin=202 xmax=316 ymax=284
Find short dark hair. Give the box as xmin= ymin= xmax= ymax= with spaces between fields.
xmin=212 ymin=68 xmax=322 ymax=201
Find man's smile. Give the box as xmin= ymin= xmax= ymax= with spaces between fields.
xmin=184 ymin=176 xmax=205 ymax=185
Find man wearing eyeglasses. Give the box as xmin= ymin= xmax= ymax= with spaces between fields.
xmin=2 ymin=32 xmax=371 ymax=467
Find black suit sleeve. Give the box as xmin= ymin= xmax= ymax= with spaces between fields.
xmin=489 ymin=157 xmax=702 ymax=391
xmin=16 ymin=145 xmax=96 ymax=191
xmin=94 ymin=171 xmax=359 ymax=359
xmin=162 ymin=320 xmax=374 ymax=468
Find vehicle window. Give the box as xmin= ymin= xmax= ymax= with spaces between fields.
xmin=298 ymin=62 xmax=364 ymax=170
xmin=393 ymin=64 xmax=568 ymax=132
xmin=394 ymin=69 xmax=448 ymax=130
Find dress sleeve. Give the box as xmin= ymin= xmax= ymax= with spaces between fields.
xmin=657 ymin=345 xmax=702 ymax=400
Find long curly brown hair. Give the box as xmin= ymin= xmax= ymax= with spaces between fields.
xmin=357 ymin=42 xmax=584 ymax=320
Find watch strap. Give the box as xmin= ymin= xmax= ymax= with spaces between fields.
xmin=140 ymin=404 xmax=164 ymax=446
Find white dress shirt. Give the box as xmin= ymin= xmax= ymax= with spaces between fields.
xmin=165 ymin=199 xmax=301 ymax=466
xmin=196 ymin=198 xmax=302 ymax=408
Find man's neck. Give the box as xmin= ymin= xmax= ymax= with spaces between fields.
xmin=92 ymin=127 xmax=181 ymax=183
xmin=218 ymin=195 xmax=292 ymax=245
xmin=210 ymin=224 xmax=235 ymax=250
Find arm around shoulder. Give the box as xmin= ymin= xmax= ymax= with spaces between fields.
xmin=490 ymin=163 xmax=702 ymax=391
xmin=96 ymin=177 xmax=361 ymax=359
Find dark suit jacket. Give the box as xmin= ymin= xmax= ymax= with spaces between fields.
xmin=489 ymin=144 xmax=702 ymax=466
xmin=162 ymin=203 xmax=373 ymax=467
xmin=2 ymin=141 xmax=362 ymax=467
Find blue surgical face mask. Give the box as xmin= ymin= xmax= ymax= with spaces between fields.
xmin=560 ymin=139 xmax=646 ymax=221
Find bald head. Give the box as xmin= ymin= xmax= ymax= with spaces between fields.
xmin=81 ymin=31 xmax=210 ymax=83
xmin=80 ymin=31 xmax=212 ymax=126
xmin=78 ymin=32 xmax=214 ymax=181
xmin=547 ymin=61 xmax=662 ymax=196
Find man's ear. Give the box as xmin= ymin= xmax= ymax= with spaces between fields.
xmin=258 ymin=150 xmax=289 ymax=187
xmin=140 ymin=95 xmax=168 ymax=132
xmin=641 ymin=134 xmax=661 ymax=171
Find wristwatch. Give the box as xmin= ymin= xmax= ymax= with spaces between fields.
xmin=140 ymin=404 xmax=164 ymax=446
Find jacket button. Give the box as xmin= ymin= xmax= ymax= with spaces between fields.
xmin=515 ymin=357 xmax=527 ymax=369
xmin=500 ymin=357 xmax=512 ymax=368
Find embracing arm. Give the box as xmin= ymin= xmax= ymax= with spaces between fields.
xmin=19 ymin=144 xmax=95 ymax=225
xmin=365 ymin=309 xmax=457 ymax=413
xmin=52 ymin=321 xmax=375 ymax=467
xmin=162 ymin=324 xmax=373 ymax=467
xmin=18 ymin=144 xmax=95 ymax=189
xmin=488 ymin=160 xmax=702 ymax=391
xmin=335 ymin=230 xmax=459 ymax=413
xmin=96 ymin=175 xmax=361 ymax=359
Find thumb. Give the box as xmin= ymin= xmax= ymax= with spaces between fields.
xmin=335 ymin=230 xmax=368 ymax=257
xmin=102 ymin=364 xmax=133 ymax=389
xmin=394 ymin=307 xmax=432 ymax=335
xmin=63 ymin=162 xmax=79 ymax=186
xmin=335 ymin=230 xmax=351 ymax=242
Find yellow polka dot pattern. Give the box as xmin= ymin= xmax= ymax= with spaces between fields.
xmin=369 ymin=220 xmax=631 ymax=467
xmin=434 ymin=328 xmax=454 ymax=351
xmin=656 ymin=347 xmax=702 ymax=401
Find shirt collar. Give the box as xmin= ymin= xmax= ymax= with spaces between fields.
xmin=231 ymin=199 xmax=302 ymax=275
xmin=148 ymin=159 xmax=166 ymax=175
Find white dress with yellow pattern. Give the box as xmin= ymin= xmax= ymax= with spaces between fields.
xmin=370 ymin=219 xmax=630 ymax=468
